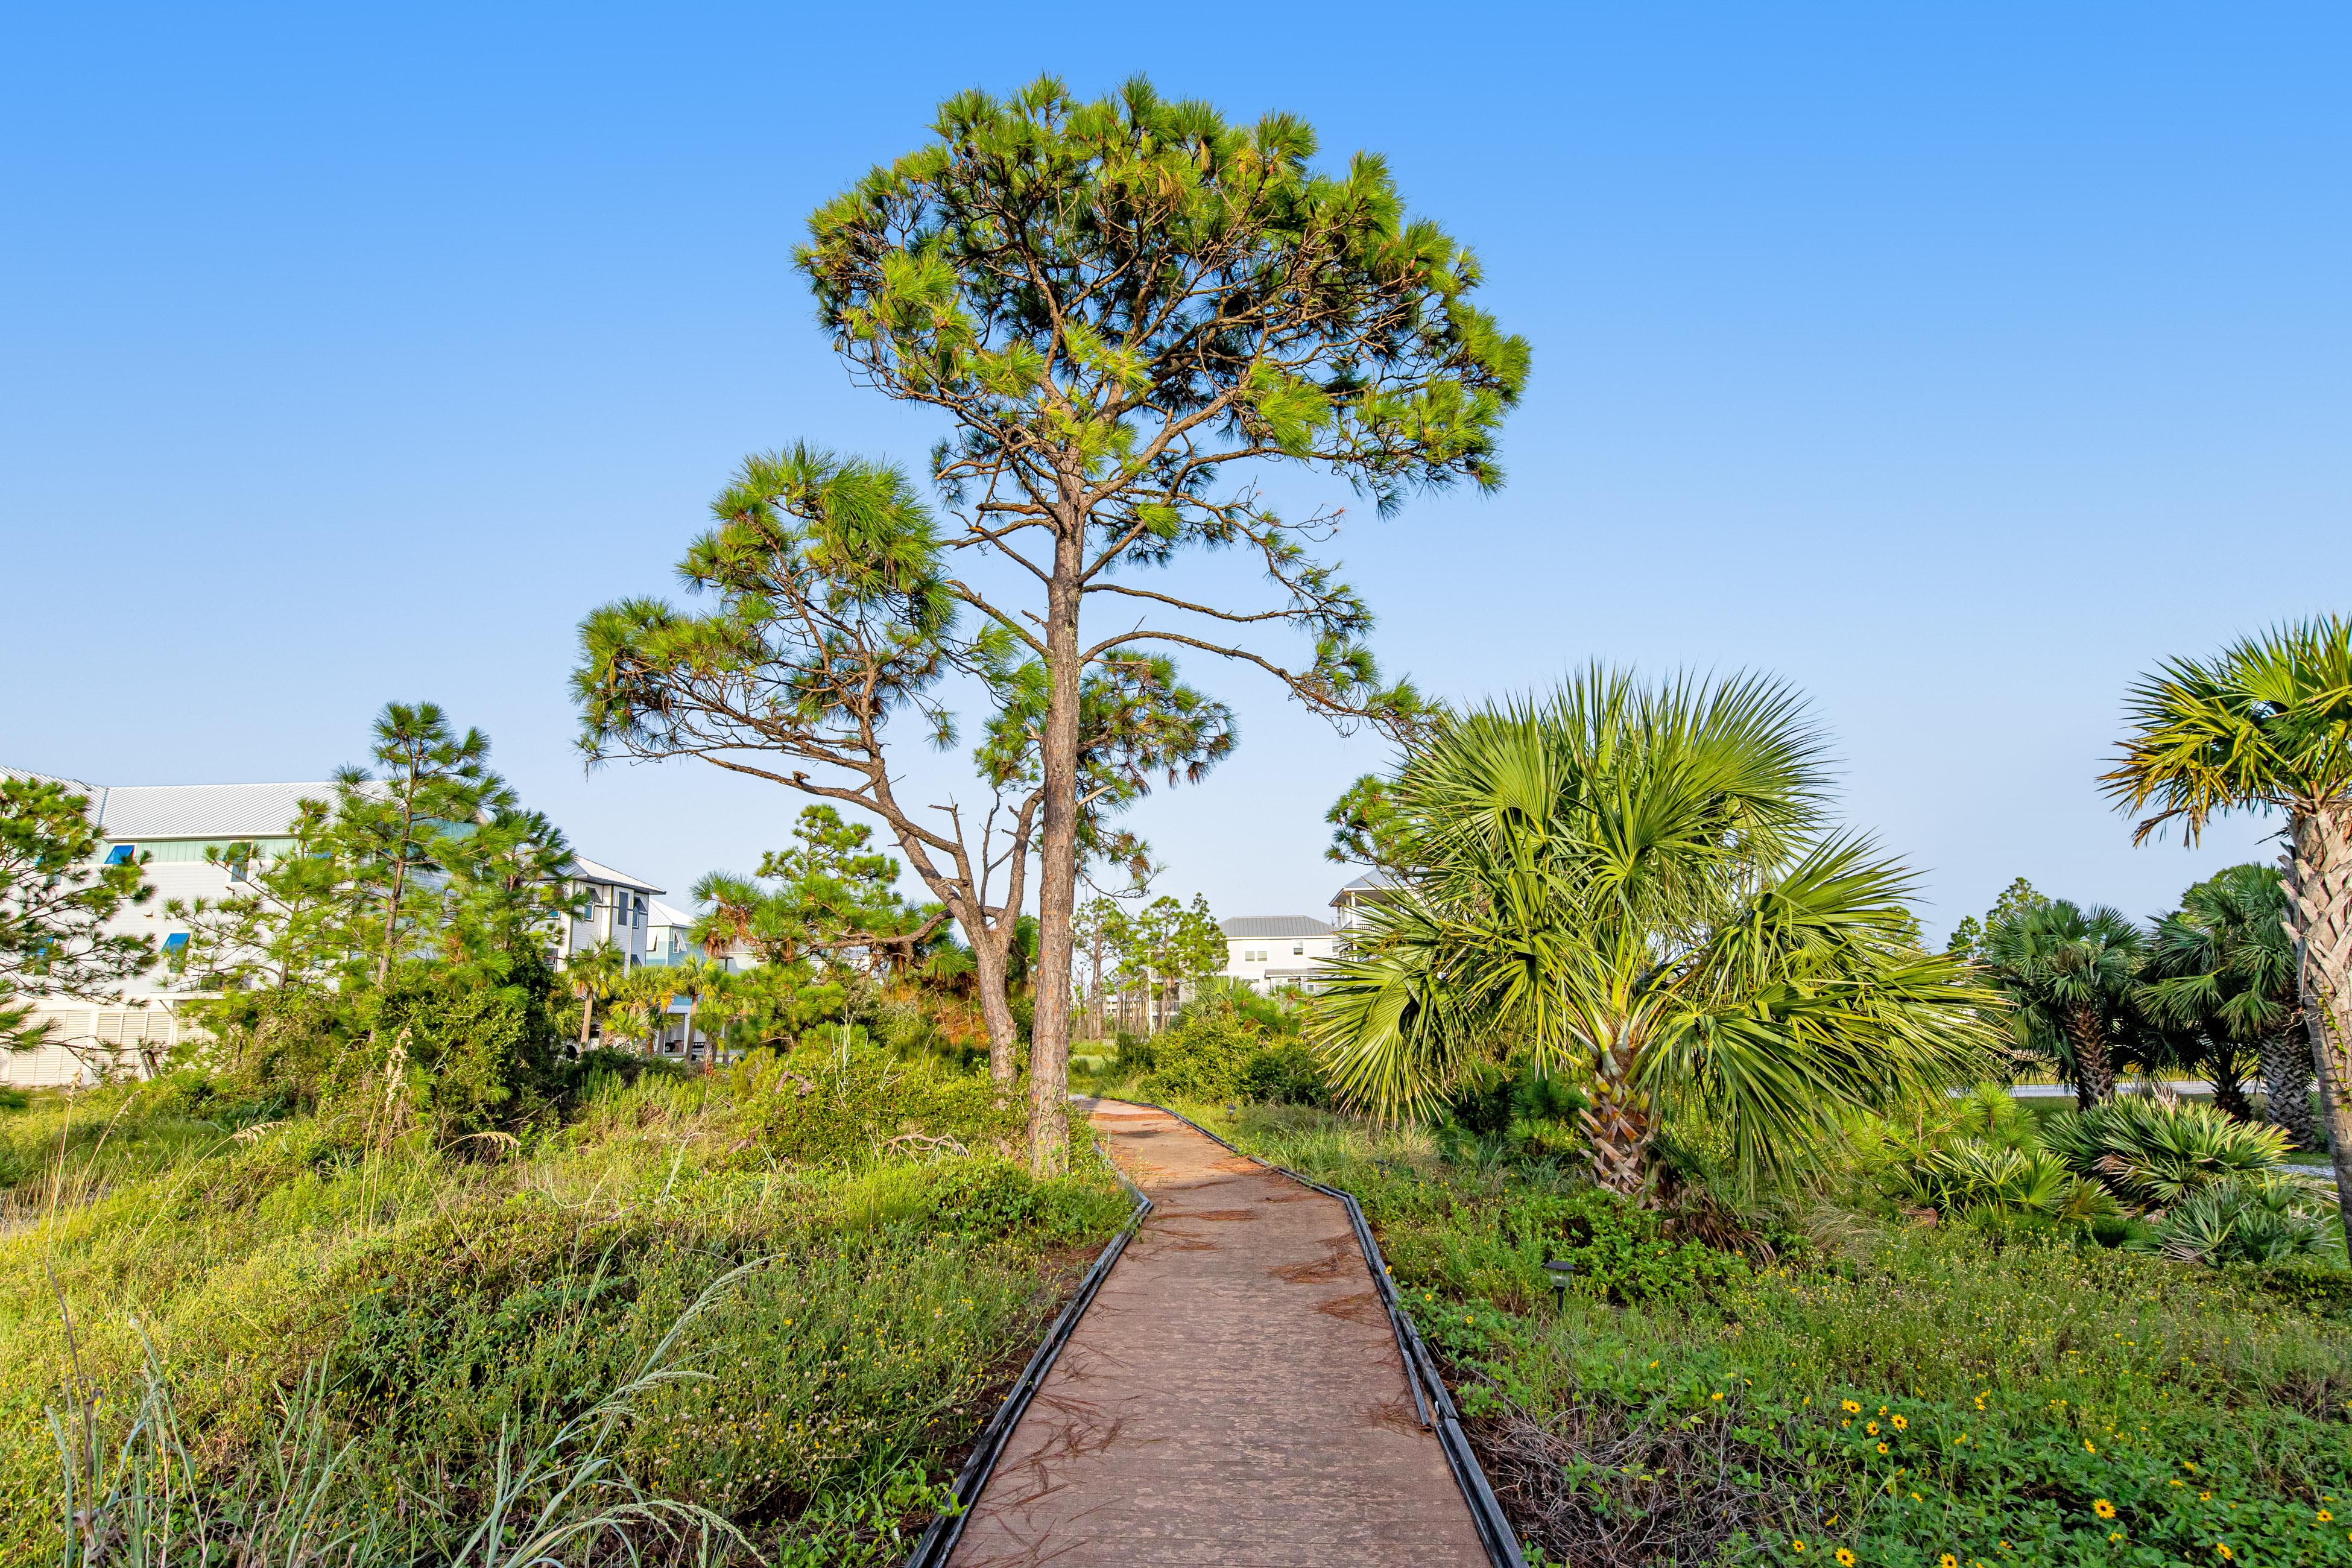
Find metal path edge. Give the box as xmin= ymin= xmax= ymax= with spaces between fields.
xmin=902 ymin=1140 xmax=1154 ymax=1568
xmin=1116 ymin=1098 xmax=1526 ymax=1568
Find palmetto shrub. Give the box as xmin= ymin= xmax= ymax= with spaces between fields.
xmin=2142 ymin=1170 xmax=2339 ymax=1265
xmin=1888 ymin=1139 xmax=2119 ymax=1227
xmin=2038 ymin=1093 xmax=2294 ymax=1208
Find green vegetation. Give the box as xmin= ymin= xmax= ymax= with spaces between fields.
xmin=2107 ymin=613 xmax=2352 ymax=1245
xmin=573 ymin=74 xmax=1527 ymax=1175
xmin=4 ymin=1055 xmax=1127 ymax=1566
xmin=1312 ymin=671 xmax=1998 ymax=1195
xmin=1200 ymin=1102 xmax=2351 ymax=1567
xmin=1 ymin=776 xmax=157 ymax=1054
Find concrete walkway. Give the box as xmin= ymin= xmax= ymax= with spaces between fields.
xmin=946 ymin=1100 xmax=1489 ymax=1568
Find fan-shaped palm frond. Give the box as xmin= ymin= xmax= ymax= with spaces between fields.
xmin=1312 ymin=669 xmax=2000 ymax=1194
xmin=2105 ymin=615 xmax=2352 ymax=1241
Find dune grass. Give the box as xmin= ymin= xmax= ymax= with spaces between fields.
xmin=1 ymin=1067 xmax=1127 ymax=1566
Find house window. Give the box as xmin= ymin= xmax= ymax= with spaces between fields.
xmin=162 ymin=933 xmax=189 ymax=954
xmin=105 ymin=844 xmax=138 ymax=865
xmin=1292 ymin=943 xmax=1305 ymax=956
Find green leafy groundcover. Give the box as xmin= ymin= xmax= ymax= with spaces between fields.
xmin=0 ymin=1052 xmax=1127 ymax=1567
xmin=1201 ymin=1105 xmax=2352 ymax=1568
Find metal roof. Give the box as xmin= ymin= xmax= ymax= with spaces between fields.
xmin=648 ymin=898 xmax=695 ymax=926
xmin=1220 ymin=916 xmax=1333 ymax=939
xmin=12 ymin=767 xmax=662 ymax=895
xmin=1330 ymin=869 xmax=1399 ymax=905
xmin=567 ymin=855 xmax=665 ymax=896
xmin=89 ymin=781 xmax=340 ymax=841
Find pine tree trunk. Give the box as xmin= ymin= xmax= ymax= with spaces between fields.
xmin=2284 ymin=806 xmax=2352 ymax=1241
xmin=970 ymin=933 xmax=1021 ymax=1084
xmin=2259 ymin=1031 xmax=2319 ymax=1149
xmin=1025 ymin=505 xmax=1083 ymax=1177
xmin=2067 ymin=1004 xmax=2116 ymax=1109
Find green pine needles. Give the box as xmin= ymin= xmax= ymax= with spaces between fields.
xmin=577 ymin=75 xmax=1529 ymax=1172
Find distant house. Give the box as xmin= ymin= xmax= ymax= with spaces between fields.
xmin=1 ymin=769 xmax=662 ymax=1088
xmin=1216 ymin=915 xmax=1336 ymax=993
xmin=1329 ymin=868 xmax=1399 ymax=940
xmin=644 ymin=898 xmax=701 ymax=967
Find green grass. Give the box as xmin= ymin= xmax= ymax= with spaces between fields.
xmin=1 ymin=1067 xmax=1128 ymax=1566
xmin=1200 ymin=1104 xmax=2352 ymax=1568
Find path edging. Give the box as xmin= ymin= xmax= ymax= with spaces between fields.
xmin=1119 ymin=1099 xmax=1527 ymax=1568
xmin=902 ymin=1141 xmax=1152 ymax=1568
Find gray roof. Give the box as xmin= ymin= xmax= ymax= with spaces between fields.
xmin=1330 ymin=869 xmax=1399 ymax=905
xmin=90 ymin=781 xmax=339 ymax=840
xmin=567 ymin=855 xmax=665 ymax=896
xmin=648 ymin=898 xmax=695 ymax=926
xmin=1220 ymin=916 xmax=1333 ymax=940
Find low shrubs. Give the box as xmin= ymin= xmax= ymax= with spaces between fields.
xmin=3 ymin=1063 xmax=1126 ymax=1567
xmin=1131 ymin=1006 xmax=1332 ymax=1108
xmin=1206 ymin=1103 xmax=2352 ymax=1568
xmin=724 ymin=1042 xmax=1022 ymax=1165
xmin=1867 ymin=1086 xmax=2339 ymax=1269
xmin=2040 ymin=1093 xmax=2297 ymax=1207
xmin=2146 ymin=1171 xmax=2342 ymax=1266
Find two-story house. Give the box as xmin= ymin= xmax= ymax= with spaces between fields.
xmin=2 ymin=769 xmax=663 ymax=1087
xmin=1217 ymin=915 xmax=1337 ymax=993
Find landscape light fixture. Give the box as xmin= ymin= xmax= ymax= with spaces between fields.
xmin=1542 ymin=1257 xmax=1576 ymax=1310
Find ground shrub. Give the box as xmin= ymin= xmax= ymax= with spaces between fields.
xmin=1 ymin=1062 xmax=1124 ymax=1566
xmin=1206 ymin=1103 xmax=2352 ymax=1568
xmin=1136 ymin=1011 xmax=1331 ymax=1107
xmin=2041 ymin=1095 xmax=2297 ymax=1207
xmin=725 ymin=1042 xmax=1021 ymax=1166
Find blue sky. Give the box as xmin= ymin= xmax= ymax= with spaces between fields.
xmin=5 ymin=3 xmax=2345 ymax=938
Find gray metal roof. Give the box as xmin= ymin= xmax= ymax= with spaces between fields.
xmin=566 ymin=855 xmax=665 ymax=895
xmin=1220 ymin=916 xmax=1333 ymax=939
xmin=89 ymin=781 xmax=339 ymax=840
xmin=1330 ymin=869 xmax=1399 ymax=905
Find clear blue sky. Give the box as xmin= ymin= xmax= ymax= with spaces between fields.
xmin=5 ymin=3 xmax=2345 ymax=938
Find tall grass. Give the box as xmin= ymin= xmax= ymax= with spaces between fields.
xmin=2 ymin=1067 xmax=1127 ymax=1566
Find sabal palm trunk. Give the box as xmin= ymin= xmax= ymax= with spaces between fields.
xmin=578 ymin=994 xmax=595 ymax=1048
xmin=2066 ymin=1004 xmax=2116 ymax=1110
xmin=2285 ymin=807 xmax=2352 ymax=1240
xmin=2204 ymin=1049 xmax=2254 ymax=1121
xmin=1579 ymin=1032 xmax=1654 ymax=1198
xmin=2258 ymin=1031 xmax=2319 ymax=1149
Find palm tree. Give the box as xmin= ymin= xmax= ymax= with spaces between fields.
xmin=2107 ymin=615 xmax=2352 ymax=1236
xmin=1978 ymin=901 xmax=2142 ymax=1110
xmin=2142 ymin=865 xmax=2314 ymax=1145
xmin=615 ymin=964 xmax=682 ymax=1055
xmin=692 ymin=967 xmax=743 ymax=1065
xmin=564 ymin=942 xmax=629 ymax=1049
xmin=1310 ymin=671 xmax=1998 ymax=1197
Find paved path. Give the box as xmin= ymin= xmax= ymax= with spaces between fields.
xmin=947 ymin=1100 xmax=1489 ymax=1568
